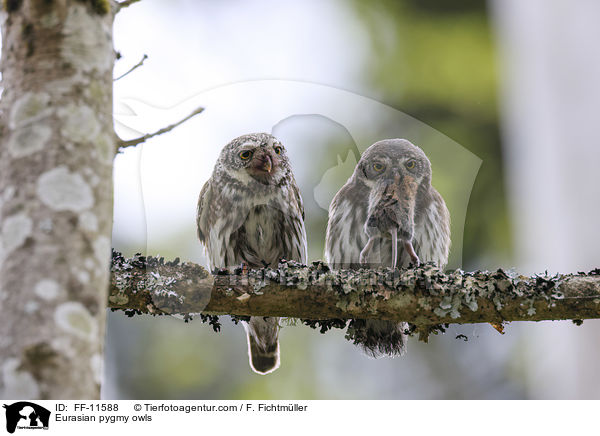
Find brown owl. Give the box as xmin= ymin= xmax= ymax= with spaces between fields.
xmin=197 ymin=133 xmax=307 ymax=374
xmin=325 ymin=139 xmax=450 ymax=356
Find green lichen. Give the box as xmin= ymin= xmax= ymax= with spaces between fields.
xmin=417 ymin=297 xmax=432 ymax=311
xmin=67 ymin=310 xmax=93 ymax=336
xmin=95 ymin=133 xmax=115 ymax=163
xmin=109 ymin=251 xmax=600 ymax=347
xmin=108 ymin=293 xmax=129 ymax=305
xmin=91 ymin=0 xmax=110 ymax=14
xmin=9 ymin=92 xmax=52 ymax=130
xmin=433 ymin=294 xmax=462 ymax=319
xmin=87 ymin=79 xmax=106 ymax=102
xmin=21 ymin=342 xmax=58 ymax=382
xmin=336 ymin=290 xmax=362 ymax=312
xmin=387 ymin=293 xmax=414 ymax=312
xmin=252 ymin=278 xmax=267 ymax=294
xmin=76 ymin=0 xmax=110 ymax=14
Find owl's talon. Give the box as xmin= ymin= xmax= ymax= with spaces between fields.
xmin=359 ymin=236 xmax=377 ymax=266
xmin=403 ymin=240 xmax=420 ymax=267
xmin=359 ymin=252 xmax=368 ymax=265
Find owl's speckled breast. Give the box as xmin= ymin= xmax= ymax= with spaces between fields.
xmin=242 ymin=204 xmax=284 ymax=267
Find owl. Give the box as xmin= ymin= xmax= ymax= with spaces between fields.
xmin=325 ymin=139 xmax=450 ymax=357
xmin=197 ymin=133 xmax=307 ymax=374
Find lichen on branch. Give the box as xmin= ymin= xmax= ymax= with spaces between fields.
xmin=109 ymin=251 xmax=600 ymax=328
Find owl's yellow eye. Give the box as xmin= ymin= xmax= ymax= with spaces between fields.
xmin=240 ymin=150 xmax=253 ymax=160
xmin=373 ymin=162 xmax=385 ymax=172
xmin=405 ymin=160 xmax=416 ymax=169
xmin=274 ymin=146 xmax=283 ymax=155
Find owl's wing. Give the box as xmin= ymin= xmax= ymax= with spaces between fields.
xmin=196 ymin=179 xmax=213 ymax=244
xmin=324 ymin=181 xmax=369 ymax=268
xmin=413 ymin=187 xmax=451 ymax=266
xmin=291 ymin=176 xmax=305 ymax=221
xmin=286 ymin=180 xmax=308 ymax=264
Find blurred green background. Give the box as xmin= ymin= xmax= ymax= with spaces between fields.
xmin=351 ymin=0 xmax=510 ymax=270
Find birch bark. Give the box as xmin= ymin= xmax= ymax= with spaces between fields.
xmin=0 ymin=0 xmax=115 ymax=399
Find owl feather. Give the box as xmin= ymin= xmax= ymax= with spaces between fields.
xmin=197 ymin=133 xmax=307 ymax=374
xmin=325 ymin=139 xmax=450 ymax=357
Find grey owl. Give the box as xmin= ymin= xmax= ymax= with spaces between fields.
xmin=197 ymin=133 xmax=307 ymax=374
xmin=325 ymin=139 xmax=450 ymax=357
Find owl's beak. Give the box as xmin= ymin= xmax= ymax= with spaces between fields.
xmin=247 ymin=152 xmax=273 ymax=183
xmin=250 ymin=151 xmax=272 ymax=173
xmin=259 ymin=155 xmax=272 ymax=173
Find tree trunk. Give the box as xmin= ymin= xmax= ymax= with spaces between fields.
xmin=0 ymin=0 xmax=115 ymax=399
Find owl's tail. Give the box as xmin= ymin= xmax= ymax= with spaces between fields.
xmin=243 ymin=317 xmax=280 ymax=374
xmin=348 ymin=319 xmax=407 ymax=358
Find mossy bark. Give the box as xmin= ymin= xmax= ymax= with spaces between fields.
xmin=0 ymin=1 xmax=116 ymax=399
xmin=109 ymin=253 xmax=600 ymax=325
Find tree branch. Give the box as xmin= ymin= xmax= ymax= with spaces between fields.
xmin=109 ymin=252 xmax=600 ymax=325
xmin=117 ymin=106 xmax=204 ymax=149
xmin=116 ymin=0 xmax=142 ymax=11
xmin=114 ymin=54 xmax=148 ymax=81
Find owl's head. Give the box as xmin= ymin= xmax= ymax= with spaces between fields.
xmin=217 ymin=133 xmax=291 ymax=185
xmin=355 ymin=138 xmax=432 ymax=242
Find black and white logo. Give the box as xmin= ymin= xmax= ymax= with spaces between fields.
xmin=2 ymin=402 xmax=50 ymax=434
